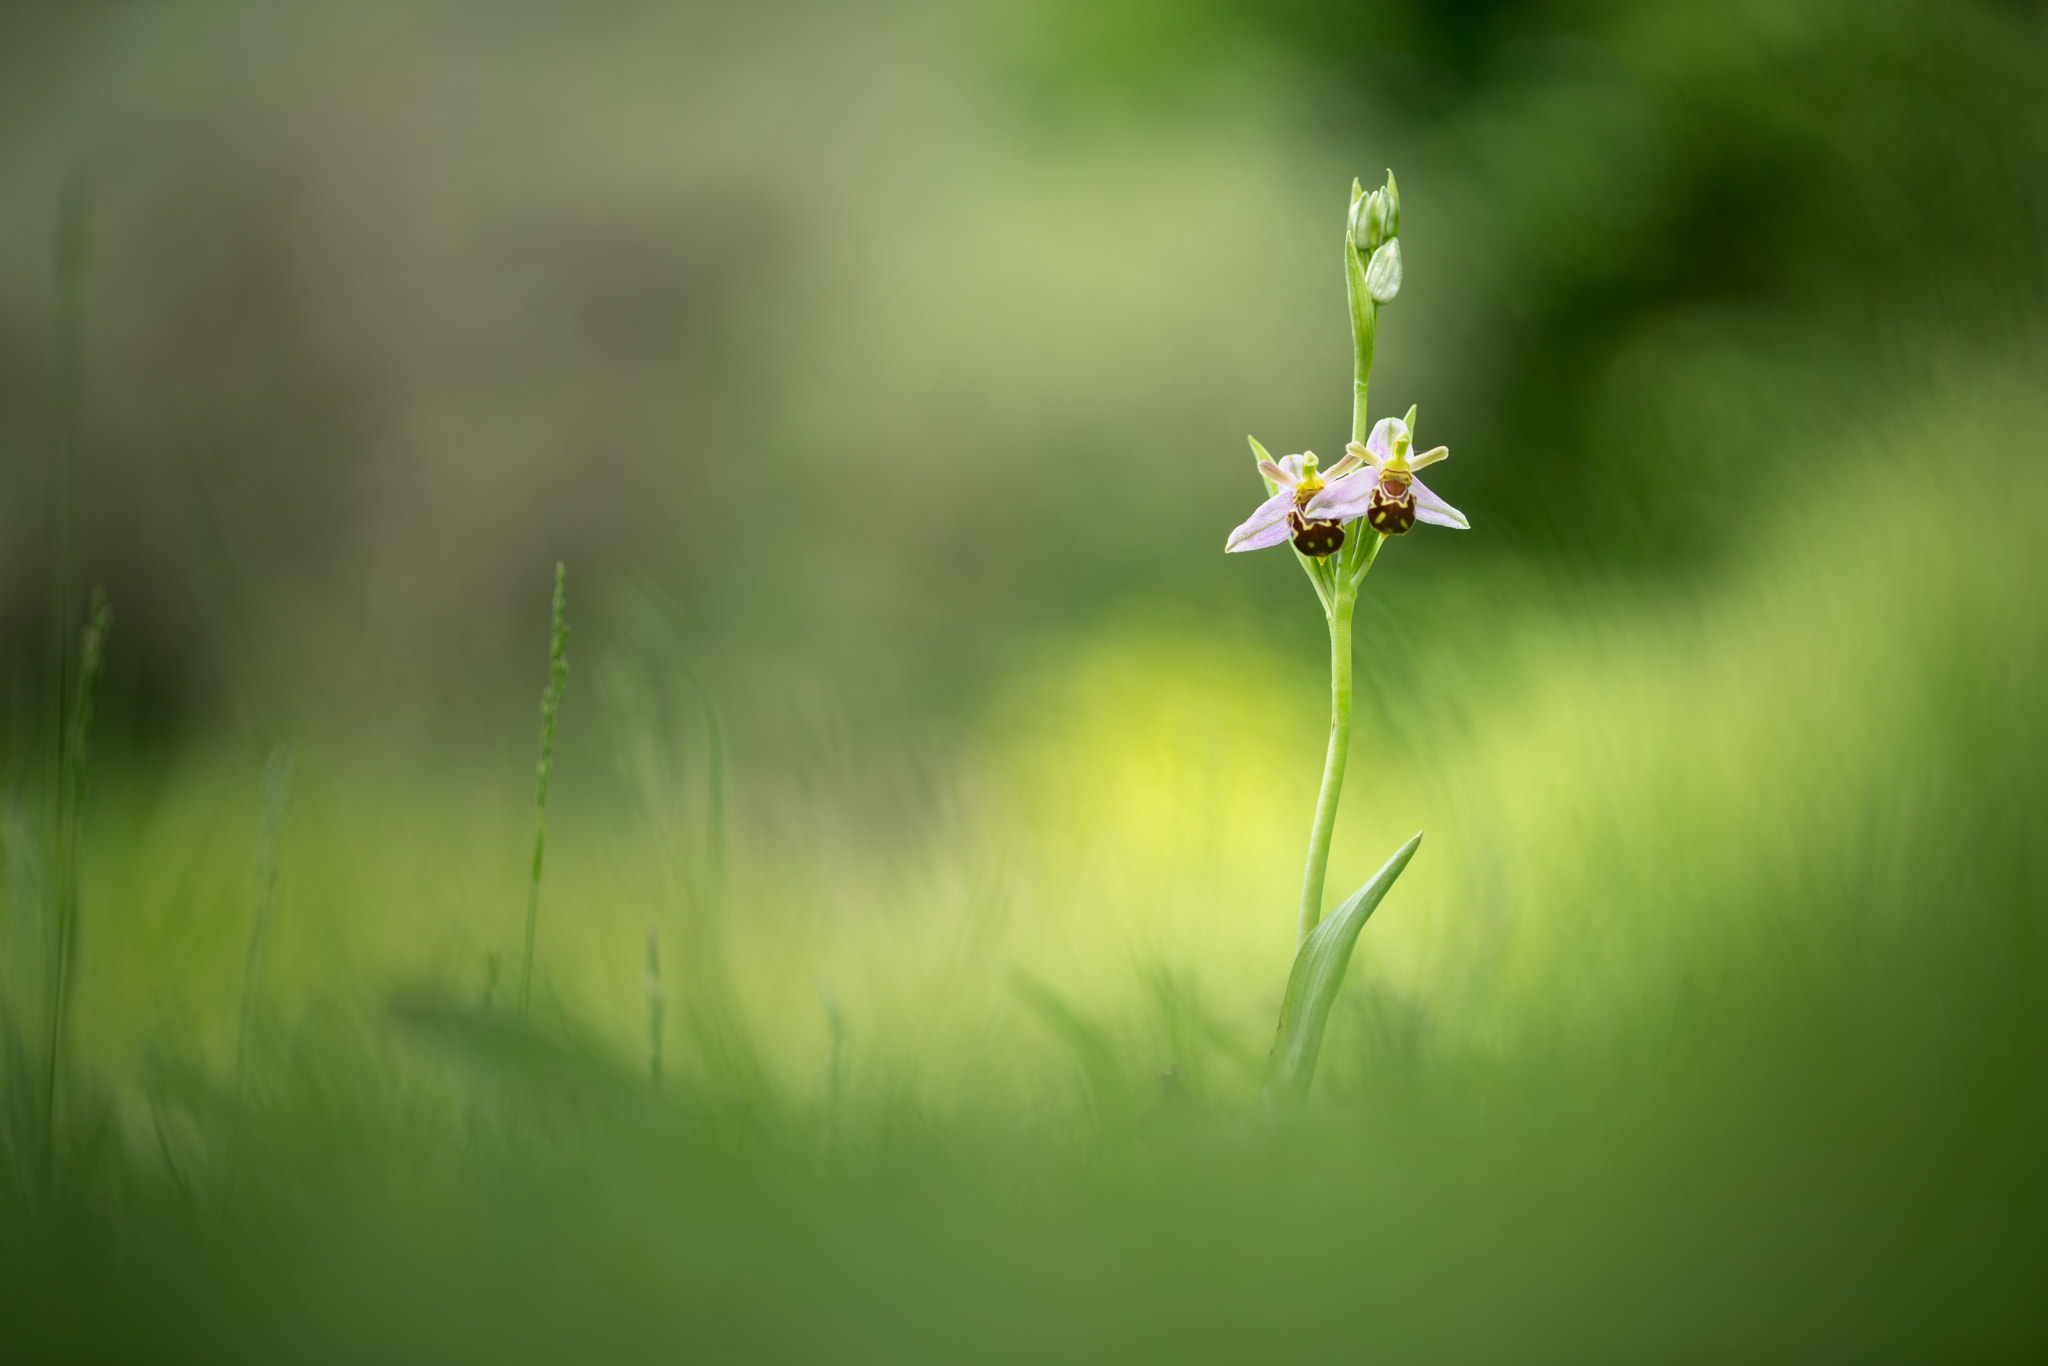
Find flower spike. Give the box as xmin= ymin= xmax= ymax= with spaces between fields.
xmin=1216 ymin=173 xmax=1463 ymax=1102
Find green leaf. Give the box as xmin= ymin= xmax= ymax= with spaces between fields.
xmin=1268 ymin=832 xmax=1422 ymax=1100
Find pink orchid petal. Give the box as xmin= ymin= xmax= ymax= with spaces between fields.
xmin=1411 ymin=475 xmax=1469 ymax=529
xmin=1256 ymin=459 xmax=1294 ymax=491
xmin=1225 ymin=488 xmax=1297 ymax=552
xmin=1303 ymin=470 xmax=1376 ymax=522
xmin=1364 ymin=417 xmax=1406 ymax=465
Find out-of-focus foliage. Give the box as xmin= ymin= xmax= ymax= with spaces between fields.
xmin=1039 ymin=0 xmax=2048 ymax=561
xmin=5 ymin=380 xmax=2046 ymax=1357
xmin=3 ymin=0 xmax=2047 ymax=1360
xmin=3 ymin=0 xmax=2035 ymax=748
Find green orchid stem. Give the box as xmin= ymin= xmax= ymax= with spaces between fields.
xmin=1295 ymin=528 xmax=1384 ymax=944
xmin=1349 ymin=284 xmax=1379 ymax=455
xmin=1295 ymin=205 xmax=1386 ymax=945
xmin=1297 ymin=590 xmax=1353 ymax=944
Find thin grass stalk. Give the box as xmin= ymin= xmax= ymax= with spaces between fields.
xmin=645 ymin=928 xmax=664 ymax=1086
xmin=519 ymin=563 xmax=570 ymax=1017
xmin=673 ymin=655 xmax=726 ymax=916
xmin=820 ymin=983 xmax=847 ymax=1148
xmin=35 ymin=192 xmax=89 ymax=1182
xmin=42 ymin=590 xmax=108 ymax=1168
xmin=235 ymin=744 xmax=293 ymax=1093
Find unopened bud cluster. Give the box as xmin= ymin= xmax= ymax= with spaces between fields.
xmin=1349 ymin=171 xmax=1403 ymax=305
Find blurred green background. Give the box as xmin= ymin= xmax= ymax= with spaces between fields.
xmin=3 ymin=0 xmax=2047 ymax=1360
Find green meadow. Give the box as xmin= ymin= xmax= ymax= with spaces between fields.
xmin=3 ymin=1 xmax=2046 ymax=1360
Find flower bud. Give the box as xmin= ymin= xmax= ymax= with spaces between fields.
xmin=1349 ymin=189 xmax=1384 ymax=252
xmin=1365 ymin=238 xmax=1402 ymax=304
xmin=1349 ymin=170 xmax=1402 ymax=254
xmin=1353 ymin=193 xmax=1392 ymax=254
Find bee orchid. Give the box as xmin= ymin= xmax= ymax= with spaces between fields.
xmin=1308 ymin=413 xmax=1468 ymax=535
xmin=1226 ymin=414 xmax=1465 ymax=559
xmin=1222 ymin=174 xmax=1463 ymax=1103
xmin=1223 ymin=448 xmax=1373 ymax=558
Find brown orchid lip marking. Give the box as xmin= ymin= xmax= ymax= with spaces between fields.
xmin=1289 ymin=511 xmax=1346 ymax=558
xmin=1365 ymin=481 xmax=1417 ymax=536
xmin=1223 ymin=421 xmax=1465 ymax=557
xmin=1287 ymin=462 xmax=1343 ymax=557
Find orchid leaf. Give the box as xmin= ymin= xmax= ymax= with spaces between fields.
xmin=1268 ymin=832 xmax=1421 ymax=1099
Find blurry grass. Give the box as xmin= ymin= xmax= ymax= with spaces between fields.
xmin=1 ymin=1 xmax=2044 ymax=1356
xmin=2 ymin=371 xmax=2043 ymax=1360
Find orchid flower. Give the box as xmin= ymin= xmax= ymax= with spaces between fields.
xmin=1223 ymin=413 xmax=1467 ymax=558
xmin=1223 ymin=449 xmax=1370 ymax=557
xmin=1312 ymin=412 xmax=1468 ymax=535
